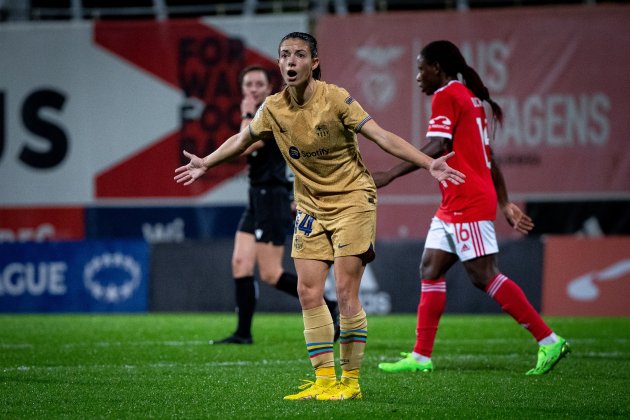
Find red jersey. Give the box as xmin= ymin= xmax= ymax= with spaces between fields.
xmin=427 ymin=81 xmax=497 ymax=223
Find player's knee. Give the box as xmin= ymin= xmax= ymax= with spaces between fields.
xmin=232 ymin=257 xmax=255 ymax=278
xmin=420 ymin=264 xmax=441 ymax=280
xmin=470 ymin=278 xmax=487 ymax=290
xmin=464 ymin=257 xmax=499 ymax=290
xmin=258 ymin=270 xmax=278 ymax=285
xmin=297 ymin=282 xmax=319 ymax=305
xmin=257 ymin=262 xmax=282 ymax=284
xmin=467 ymin=270 xmax=493 ymax=290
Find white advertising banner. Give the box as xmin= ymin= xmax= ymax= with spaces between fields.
xmin=0 ymin=15 xmax=308 ymax=206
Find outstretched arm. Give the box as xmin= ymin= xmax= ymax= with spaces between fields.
xmin=360 ymin=119 xmax=464 ymax=188
xmin=174 ymin=126 xmax=257 ymax=186
xmin=490 ymin=155 xmax=534 ymax=234
xmin=371 ymin=137 xmax=451 ymax=188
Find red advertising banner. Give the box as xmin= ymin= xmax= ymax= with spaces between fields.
xmin=316 ymin=5 xmax=630 ymax=239
xmin=542 ymin=236 xmax=630 ymax=316
xmin=0 ymin=207 xmax=85 ymax=242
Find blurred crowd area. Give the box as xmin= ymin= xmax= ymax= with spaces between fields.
xmin=2 ymin=0 xmax=629 ymax=21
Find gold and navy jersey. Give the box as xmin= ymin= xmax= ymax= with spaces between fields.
xmin=249 ymin=80 xmax=376 ymax=220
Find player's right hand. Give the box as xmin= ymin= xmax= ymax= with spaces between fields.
xmin=174 ymin=150 xmax=207 ymax=186
xmin=430 ymin=151 xmax=466 ymax=188
xmin=502 ymin=202 xmax=534 ymax=235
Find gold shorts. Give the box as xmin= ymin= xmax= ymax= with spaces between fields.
xmin=291 ymin=210 xmax=376 ymax=264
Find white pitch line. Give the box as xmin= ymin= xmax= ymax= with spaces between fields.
xmin=3 ymin=349 xmax=628 ymax=374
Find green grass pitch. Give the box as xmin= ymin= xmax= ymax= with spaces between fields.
xmin=1 ymin=313 xmax=629 ymax=419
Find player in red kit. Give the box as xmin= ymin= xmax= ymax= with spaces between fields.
xmin=375 ymin=40 xmax=570 ymax=375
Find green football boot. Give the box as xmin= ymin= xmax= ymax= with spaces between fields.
xmin=526 ymin=336 xmax=571 ymax=375
xmin=378 ymin=352 xmax=433 ymax=373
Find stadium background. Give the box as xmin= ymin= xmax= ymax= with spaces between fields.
xmin=1 ymin=0 xmax=629 ymax=316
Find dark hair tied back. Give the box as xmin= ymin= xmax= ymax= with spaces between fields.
xmin=422 ymin=40 xmax=502 ymax=124
xmin=279 ymin=32 xmax=321 ymax=80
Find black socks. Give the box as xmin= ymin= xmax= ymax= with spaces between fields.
xmin=234 ymin=276 xmax=257 ymax=338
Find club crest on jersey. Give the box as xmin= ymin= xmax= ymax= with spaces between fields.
xmin=315 ymin=124 xmax=329 ymax=138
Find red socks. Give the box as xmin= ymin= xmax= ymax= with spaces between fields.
xmin=413 ymin=279 xmax=446 ymax=357
xmin=486 ymin=274 xmax=552 ymax=341
xmin=413 ymin=274 xmax=552 ymax=358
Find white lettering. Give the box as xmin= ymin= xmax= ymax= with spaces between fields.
xmin=0 ymin=262 xmax=67 ymax=296
xmin=495 ymin=96 xmax=521 ymax=146
xmin=523 ymin=95 xmax=544 ymax=146
xmin=461 ymin=40 xmax=510 ymax=92
xmin=546 ymin=94 xmax=565 ymax=146
xmin=494 ymin=93 xmax=611 ymax=148
xmin=3 ymin=263 xmax=26 ymax=294
xmin=0 ymin=224 xmax=57 ymax=243
xmin=0 ymin=230 xmax=15 ymax=242
xmin=49 ymin=262 xmax=67 ymax=294
xmin=590 ymin=93 xmax=610 ymax=145
xmin=566 ymin=95 xmax=588 ymax=145
xmin=142 ymin=218 xmax=185 ymax=243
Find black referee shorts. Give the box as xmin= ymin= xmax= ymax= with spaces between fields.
xmin=237 ymin=185 xmax=293 ymax=246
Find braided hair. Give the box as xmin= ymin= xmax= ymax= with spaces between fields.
xmin=421 ymin=40 xmax=503 ymax=124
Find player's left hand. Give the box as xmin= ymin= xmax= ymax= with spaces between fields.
xmin=502 ymin=202 xmax=534 ymax=234
xmin=174 ymin=150 xmax=207 ymax=186
xmin=429 ymin=152 xmax=466 ymax=188
xmin=241 ymin=93 xmax=257 ymax=116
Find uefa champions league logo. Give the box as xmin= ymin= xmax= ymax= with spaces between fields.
xmin=83 ymin=252 xmax=142 ymax=303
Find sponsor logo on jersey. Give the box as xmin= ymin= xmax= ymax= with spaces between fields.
xmin=289 ymin=146 xmax=301 ymax=159
xmin=429 ymin=115 xmax=451 ymax=130
xmin=288 ymin=146 xmax=329 ymax=159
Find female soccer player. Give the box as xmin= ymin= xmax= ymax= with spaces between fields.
xmin=375 ymin=40 xmax=569 ymax=376
xmin=175 ymin=32 xmax=465 ymax=400
xmin=210 ymin=65 xmax=339 ymax=346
